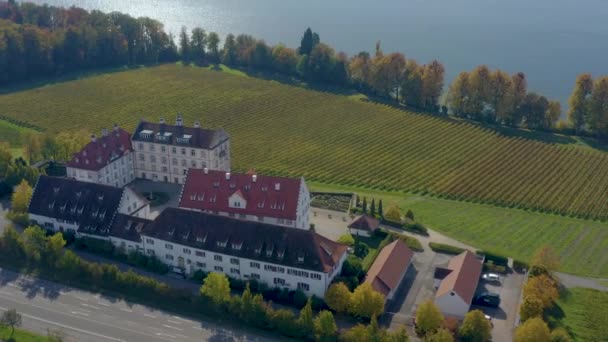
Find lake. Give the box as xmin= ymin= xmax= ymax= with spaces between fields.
xmin=21 ymin=0 xmax=608 ymax=109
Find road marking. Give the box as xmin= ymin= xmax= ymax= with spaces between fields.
xmin=71 ymin=311 xmax=90 ymax=316
xmin=74 ymin=295 xmax=87 ymax=301
xmin=172 ymin=315 xmax=194 ymax=323
xmin=162 ymin=324 xmax=183 ymax=331
xmin=120 ymin=308 xmax=133 ymax=313
xmin=192 ymin=326 xmax=203 ymax=330
xmin=155 ymin=332 xmax=177 ymax=338
xmin=167 ymin=319 xmax=182 ymax=325
xmin=81 ymin=303 xmax=100 ymax=310
xmin=144 ymin=313 xmax=157 ymax=318
xmin=97 ymin=301 xmax=111 ymax=307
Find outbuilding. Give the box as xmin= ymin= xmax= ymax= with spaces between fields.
xmin=348 ymin=215 xmax=380 ymax=237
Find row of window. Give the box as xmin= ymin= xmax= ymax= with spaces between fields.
xmin=137 ymin=143 xmax=210 ymax=158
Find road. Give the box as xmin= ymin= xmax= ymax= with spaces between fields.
xmin=0 ymin=267 xmax=278 ymax=342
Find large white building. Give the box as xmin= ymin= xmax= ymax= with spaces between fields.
xmin=132 ymin=115 xmax=231 ymax=184
xmin=179 ymin=169 xmax=311 ymax=230
xmin=28 ymin=176 xmax=150 ymax=235
xmin=140 ymin=208 xmax=347 ymax=297
xmin=434 ymin=250 xmax=483 ymax=319
xmin=66 ymin=125 xmax=135 ymax=188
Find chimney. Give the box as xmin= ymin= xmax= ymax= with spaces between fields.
xmin=91 ymin=134 xmax=97 ymax=143
xmin=203 ymin=167 xmax=209 ymax=174
xmin=194 ymin=120 xmax=201 ymax=128
xmin=176 ymin=113 xmax=183 ymax=127
xmin=225 ymin=172 xmax=231 ymax=180
xmin=275 ymin=182 xmax=280 ymax=191
xmin=160 ymin=117 xmax=165 ymax=125
xmin=113 ymin=123 xmax=119 ymax=131
xmin=101 ymin=128 xmax=108 ymax=137
xmin=252 ymin=174 xmax=257 ymax=183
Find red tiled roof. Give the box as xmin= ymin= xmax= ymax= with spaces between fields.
xmin=436 ymin=250 xmax=483 ymax=304
xmin=66 ymin=128 xmax=132 ymax=171
xmin=365 ymin=240 xmax=414 ymax=297
xmin=179 ymin=169 xmax=303 ymax=220
xmin=348 ymin=215 xmax=380 ymax=232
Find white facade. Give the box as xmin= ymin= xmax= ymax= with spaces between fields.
xmin=435 ymin=292 xmax=470 ymax=320
xmin=141 ymin=235 xmax=346 ymax=298
xmin=119 ymin=187 xmax=150 ymax=219
xmin=67 ymin=152 xmax=135 ymax=188
xmin=133 ymin=140 xmax=230 ymax=185
xmin=349 ymin=228 xmax=372 ymax=237
xmin=30 ymin=213 xmax=79 ymax=233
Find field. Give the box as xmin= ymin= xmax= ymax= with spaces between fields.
xmin=0 ymin=119 xmax=37 ymax=148
xmin=549 ymin=288 xmax=608 ymax=341
xmin=310 ymin=182 xmax=608 ymax=278
xmin=1 ymin=64 xmax=608 ymax=221
xmin=0 ymin=325 xmax=48 ymax=341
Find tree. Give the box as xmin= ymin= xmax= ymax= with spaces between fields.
xmin=567 ymin=73 xmax=593 ymax=134
xmin=531 ymin=245 xmax=560 ymax=272
xmin=370 ymin=199 xmax=376 ymax=217
xmin=206 ymin=32 xmax=220 ymax=63
xmin=510 ymin=72 xmax=528 ymax=126
xmin=519 ymin=294 xmax=544 ymax=321
xmin=378 ymin=199 xmax=383 ymax=218
xmin=11 ymin=179 xmax=32 ymax=213
xmin=489 ymin=69 xmax=514 ymax=124
xmin=220 ymin=33 xmax=237 ymax=65
xmin=523 ymin=274 xmax=558 ymax=308
xmin=421 ymin=60 xmax=445 ymax=111
xmin=415 ymin=299 xmax=444 ymax=336
xmin=200 ymin=272 xmax=231 ymax=305
xmin=354 ymin=242 xmax=369 ymax=259
xmin=298 ymin=298 xmax=314 ymax=333
xmin=324 ymin=282 xmax=351 ymax=313
xmin=468 ymin=65 xmax=492 ymax=120
xmin=1 ymin=225 xmax=24 ymax=260
xmin=362 ymin=197 xmax=368 ymax=214
xmin=349 ymin=283 xmax=385 ymax=318
xmin=349 ymin=52 xmax=372 ymax=90
xmin=342 ymin=255 xmax=364 ymax=279
xmin=22 ymin=225 xmax=46 ymax=262
xmin=370 ymin=52 xmax=406 ymax=100
xmin=425 ymin=328 xmax=454 ymax=342
xmin=299 ymin=27 xmax=317 ymax=55
xmin=251 ymin=40 xmax=272 ymax=69
xmin=0 ymin=309 xmax=22 ymax=340
xmin=313 ymin=310 xmax=337 ymax=342
xmin=550 ymin=328 xmax=571 ymax=342
xmin=299 ymin=43 xmax=336 ymax=83
xmin=587 ymin=76 xmax=608 ymax=136
xmin=544 ymin=100 xmax=561 ymax=129
xmin=47 ymin=328 xmax=66 ymax=342
xmin=337 ymin=233 xmax=355 ymax=246
xmin=401 ymin=60 xmax=424 ymax=108
xmin=515 ymin=317 xmax=551 ymax=342
xmin=46 ymin=232 xmax=66 ymax=264
xmin=178 ymin=26 xmax=190 ymax=63
xmin=271 ymin=44 xmax=297 ymax=75
xmin=459 ymin=310 xmax=491 ymax=342
xmin=190 ymin=27 xmax=206 ymax=63
xmin=384 ymin=204 xmax=402 ymax=223
xmin=521 ymin=92 xmax=550 ymax=129
xmin=447 ymin=72 xmax=470 ymax=117
xmin=405 ymin=209 xmax=415 ymax=221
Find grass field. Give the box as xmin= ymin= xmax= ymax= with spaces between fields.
xmin=0 ymin=325 xmax=48 ymax=341
xmin=549 ymin=288 xmax=608 ymax=341
xmin=1 ymin=64 xmax=608 ymax=221
xmin=310 ymin=182 xmax=608 ymax=278
xmin=0 ymin=119 xmax=37 ymax=148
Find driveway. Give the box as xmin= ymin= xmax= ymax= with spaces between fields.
xmin=128 ymin=179 xmax=182 ymax=219
xmin=556 ymin=272 xmax=608 ymax=291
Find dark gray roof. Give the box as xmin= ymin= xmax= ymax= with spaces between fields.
xmin=132 ymin=121 xmax=229 ymax=149
xmin=144 ymin=208 xmax=348 ymax=273
xmin=108 ymin=214 xmax=152 ymax=243
xmin=28 ymin=176 xmax=123 ymax=234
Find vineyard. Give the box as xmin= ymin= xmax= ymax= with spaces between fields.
xmin=1 ymin=64 xmax=608 ymax=222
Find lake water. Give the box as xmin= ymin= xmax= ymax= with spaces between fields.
xmin=22 ymin=0 xmax=608 ymax=108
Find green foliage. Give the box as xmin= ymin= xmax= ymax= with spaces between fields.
xmin=476 ymin=250 xmax=509 ymax=266
xmin=298 ymin=298 xmax=314 ymax=335
xmin=349 ymin=283 xmax=385 ymax=319
xmin=200 ymin=272 xmax=231 ymax=305
xmin=513 ymin=259 xmax=530 ymax=273
xmin=0 ymin=309 xmax=22 ymax=340
xmin=324 ymin=282 xmax=351 ymax=314
xmin=402 ymin=220 xmax=429 ymax=235
xmin=405 ymin=209 xmax=415 ymax=221
xmin=548 ymin=288 xmax=608 ymax=342
xmin=483 ymin=260 xmax=507 ymax=274
xmin=428 ymin=242 xmax=466 ymax=255
xmin=549 ymin=328 xmax=571 ymax=342
xmin=415 ymin=300 xmax=444 ymax=336
xmin=383 ymin=204 xmax=402 ymax=223
xmin=337 ymin=233 xmax=355 ymax=246
xmin=459 ymin=310 xmax=492 ymax=342
xmin=389 ymin=232 xmax=424 ymax=252
xmin=515 ymin=317 xmax=551 ymax=342
xmin=354 ymin=242 xmax=369 ymax=259
xmin=313 ymin=310 xmax=337 ymax=342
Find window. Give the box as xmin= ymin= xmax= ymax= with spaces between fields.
xmin=172 ymin=158 xmax=177 ymax=165
xmin=139 ymin=154 xmax=145 ymax=161
xmin=196 ymin=262 xmax=205 ymax=268
xmin=165 ymin=254 xmax=174 ymax=260
xmin=191 ymin=160 xmax=196 ymax=168
xmin=230 ymin=268 xmax=240 ymax=275
xmin=181 ymin=159 xmax=187 ymax=167
xmin=214 ymin=266 xmax=223 ymax=272
xmin=147 ymin=249 xmax=154 ymax=255
xmin=257 ymin=216 xmax=264 ymax=222
xmin=191 ymin=149 xmax=196 ymax=156
xmin=264 ymin=265 xmax=285 ymax=273
xmin=297 ymin=282 xmax=310 ymax=291
xmin=214 ymin=255 xmax=222 ymax=262
xmin=138 ymin=143 xmax=144 ymax=150
xmin=146 ymin=238 xmax=154 ymax=244
xmin=228 ymin=212 xmax=235 ymax=217
xmin=165 ymin=243 xmax=173 ymax=250
xmin=150 ymin=144 xmax=156 ymax=152
xmin=239 ymin=214 xmax=246 ymax=219
xmin=195 ymin=251 xmax=205 ymax=257
xmin=172 ymin=147 xmax=177 ymax=154
xmin=230 ymin=258 xmax=239 ymax=265
xmin=311 ymin=273 xmax=322 ymax=280
xmin=161 ymin=146 xmax=166 ymax=153
xmin=183 ymin=248 xmax=191 ymax=254
xmin=249 ymin=273 xmax=260 ymax=280
xmin=250 ymin=262 xmax=260 ymax=269
xmin=161 ymin=157 xmax=167 ymax=164
xmin=288 ymin=269 xmax=309 ymax=278
xmin=150 ymin=155 xmax=156 ymax=163
xmin=181 ymin=148 xmax=186 ymax=155
xmin=162 ymin=166 xmax=168 ymax=173
xmin=273 ymin=278 xmax=286 ymax=286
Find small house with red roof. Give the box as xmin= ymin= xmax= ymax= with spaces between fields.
xmin=66 ymin=125 xmax=135 ymax=188
xmin=434 ymin=250 xmax=483 ymax=319
xmin=348 ymin=215 xmax=380 ymax=237
xmin=365 ymin=239 xmax=414 ymax=302
xmin=179 ymin=169 xmax=311 ymax=230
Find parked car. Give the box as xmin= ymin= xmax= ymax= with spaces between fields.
xmin=171 ymin=266 xmax=186 ymax=278
xmin=482 ymin=273 xmax=500 ymax=283
xmin=473 ymin=292 xmax=501 ymax=307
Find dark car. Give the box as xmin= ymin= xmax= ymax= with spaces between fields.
xmin=473 ymin=292 xmax=501 ymax=307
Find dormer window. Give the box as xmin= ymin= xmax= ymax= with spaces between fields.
xmin=197 ymin=193 xmax=205 ymax=201
xmin=167 ymin=227 xmax=175 ymax=237
xmin=258 ymin=200 xmax=265 ymax=208
xmin=190 ymin=193 xmax=196 ymax=201
xmin=75 ymin=191 xmax=82 ymax=198
xmin=261 ymin=186 xmax=268 ymax=192
xmin=176 ymin=134 xmax=192 ymax=144
xmin=77 ymin=206 xmax=84 ymax=215
xmin=196 ymin=234 xmax=207 ymax=243
xmin=53 ymin=187 xmax=60 ymax=195
xmin=70 ymin=205 xmax=77 ymax=214
xmin=254 ymin=245 xmax=262 ymax=255
xmin=231 ymin=242 xmax=243 ymax=250
xmin=99 ymin=210 xmax=106 ymax=219
xmin=97 ymin=194 xmax=104 ymax=201
xmin=229 ymin=183 xmax=235 ymax=189
xmin=182 ymin=230 xmax=190 ymax=240
xmin=297 ymin=255 xmax=305 ymax=263
xmin=277 ymin=249 xmax=285 ymax=260
xmin=91 ymin=209 xmax=99 ymax=218
xmin=213 ymin=181 xmax=220 ymax=188
xmin=265 ymin=245 xmax=274 ymax=257
xmin=216 ymin=239 xmax=228 ymax=248
xmin=139 ymin=129 xmax=154 ymax=139
xmin=48 ymin=201 xmax=55 ymax=209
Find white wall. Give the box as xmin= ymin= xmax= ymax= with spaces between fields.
xmin=435 ymin=292 xmax=469 ymax=319
xmin=296 ymin=179 xmax=311 ymax=229
xmin=119 ymin=187 xmax=150 ymax=219
xmin=29 ymin=213 xmax=78 ymax=233
xmin=349 ymin=228 xmax=371 ymax=237
xmin=67 ymin=153 xmax=135 ymax=188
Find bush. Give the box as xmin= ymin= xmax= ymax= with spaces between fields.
xmin=405 ymin=209 xmax=415 ymax=221
xmin=373 ymin=229 xmax=389 ymax=239
xmin=191 ymin=269 xmax=207 ymax=281
xmin=389 ymin=232 xmax=424 ymax=252
xmin=337 ymin=234 xmax=355 ymax=246
xmin=429 ymin=242 xmax=466 ymax=255
xmin=354 ymin=242 xmax=369 ymax=258
xmin=402 ymin=220 xmax=429 ymax=236
xmin=483 ymin=261 xmax=507 ymax=274
xmin=476 ymin=250 xmax=508 ymax=266
xmin=6 ymin=211 xmax=30 ymax=226
xmin=513 ymin=259 xmax=529 ymax=273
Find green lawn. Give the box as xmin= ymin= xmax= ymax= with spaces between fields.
xmin=356 ymin=235 xmax=385 ymax=270
xmin=548 ymin=288 xmax=608 ymax=341
xmin=0 ymin=119 xmax=37 ymax=147
xmin=310 ymin=182 xmax=608 ymax=278
xmin=0 ymin=326 xmax=48 ymax=341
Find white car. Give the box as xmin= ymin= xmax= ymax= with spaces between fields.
xmin=482 ymin=273 xmax=500 ymax=282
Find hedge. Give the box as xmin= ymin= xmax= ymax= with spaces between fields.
xmin=388 ymin=232 xmax=424 ymax=252
xmin=476 ymin=250 xmax=509 ymax=266
xmin=401 ymin=221 xmax=429 ymax=236
xmin=513 ymin=259 xmax=529 ymax=273
xmin=429 ymin=242 xmax=466 ymax=255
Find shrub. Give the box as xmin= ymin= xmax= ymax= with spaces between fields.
xmin=484 ymin=261 xmax=507 ymax=274
xmin=402 ymin=220 xmax=429 ymax=236
xmin=477 ymin=250 xmax=508 ymax=266
xmin=6 ymin=211 xmax=30 ymax=226
xmin=405 ymin=209 xmax=415 ymax=221
xmin=429 ymin=242 xmax=466 ymax=255
xmin=337 ymin=234 xmax=355 ymax=246
xmin=354 ymin=242 xmax=369 ymax=259
xmin=293 ymin=289 xmax=308 ymax=308
xmin=389 ymin=232 xmax=424 ymax=252
xmin=513 ymin=259 xmax=529 ymax=273
xmin=373 ymin=229 xmax=388 ymax=239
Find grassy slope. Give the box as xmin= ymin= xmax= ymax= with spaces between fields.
xmin=550 ymin=288 xmax=608 ymax=341
xmin=0 ymin=326 xmax=48 ymax=341
xmin=1 ymin=64 xmax=608 ymax=220
xmin=0 ymin=119 xmax=37 ymax=147
xmin=310 ymin=182 xmax=608 ymax=278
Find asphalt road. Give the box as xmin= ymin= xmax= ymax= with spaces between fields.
xmin=0 ymin=267 xmax=277 ymax=342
